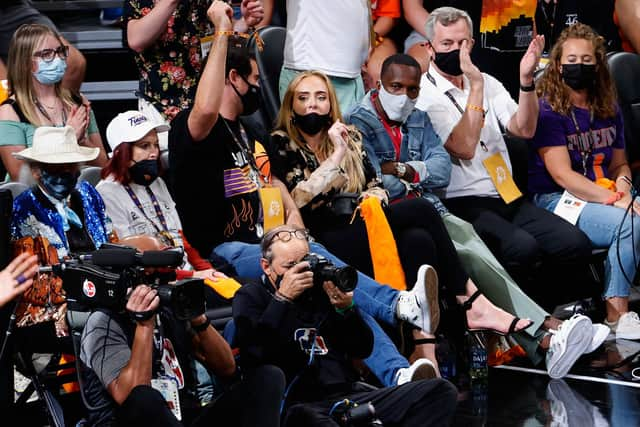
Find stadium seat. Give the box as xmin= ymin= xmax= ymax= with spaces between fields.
xmin=78 ymin=166 xmax=103 ymax=187
xmin=251 ymin=26 xmax=286 ymax=128
xmin=607 ymin=51 xmax=640 ymax=181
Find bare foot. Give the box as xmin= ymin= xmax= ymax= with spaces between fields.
xmin=462 ymin=292 xmax=532 ymax=334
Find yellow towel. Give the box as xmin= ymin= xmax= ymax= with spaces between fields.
xmin=359 ymin=197 xmax=406 ymax=290
xmin=204 ymin=277 xmax=242 ymax=299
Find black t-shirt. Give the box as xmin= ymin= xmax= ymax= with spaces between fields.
xmin=168 ymin=111 xmax=264 ymax=258
xmin=535 ymin=0 xmax=620 ymax=53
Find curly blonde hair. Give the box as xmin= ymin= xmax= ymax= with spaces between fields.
xmin=274 ymin=70 xmax=366 ymax=193
xmin=536 ymin=23 xmax=617 ymax=119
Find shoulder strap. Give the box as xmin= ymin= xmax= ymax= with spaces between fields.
xmin=1 ymin=98 xmax=29 ymax=123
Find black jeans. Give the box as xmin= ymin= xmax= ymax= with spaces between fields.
xmin=284 ymin=378 xmax=458 ymax=427
xmin=314 ymin=197 xmax=468 ymax=295
xmin=115 ymin=364 xmax=285 ymax=427
xmin=444 ymin=196 xmax=592 ymax=277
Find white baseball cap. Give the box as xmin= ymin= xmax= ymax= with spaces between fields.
xmin=13 ymin=126 xmax=99 ymax=164
xmin=106 ymin=110 xmax=170 ymax=152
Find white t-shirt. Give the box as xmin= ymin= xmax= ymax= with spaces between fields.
xmin=96 ymin=176 xmax=191 ymax=269
xmin=416 ymin=68 xmax=518 ymax=199
xmin=283 ymin=0 xmax=370 ymax=78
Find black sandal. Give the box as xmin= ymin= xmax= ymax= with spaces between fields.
xmin=462 ymin=290 xmax=533 ymax=336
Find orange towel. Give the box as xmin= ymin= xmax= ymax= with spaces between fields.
xmin=359 ymin=197 xmax=406 ymax=290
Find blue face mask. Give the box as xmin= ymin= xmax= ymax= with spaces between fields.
xmin=40 ymin=169 xmax=78 ymax=200
xmin=33 ymin=57 xmax=67 ymax=85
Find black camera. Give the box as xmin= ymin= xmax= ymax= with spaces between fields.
xmin=54 ymin=246 xmax=206 ymax=320
xmin=330 ymin=400 xmax=382 ymax=426
xmin=301 ymin=253 xmax=358 ymax=293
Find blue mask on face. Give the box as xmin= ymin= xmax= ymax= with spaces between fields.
xmin=40 ymin=169 xmax=78 ymax=200
xmin=33 ymin=57 xmax=67 ymax=85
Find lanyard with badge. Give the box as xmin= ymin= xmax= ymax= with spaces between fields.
xmin=430 ymin=74 xmax=522 ymax=203
xmin=150 ymin=315 xmax=184 ymax=420
xmin=222 ymin=119 xmax=284 ymax=232
xmin=123 ymin=184 xmax=177 ymax=247
xmin=569 ymin=108 xmax=595 ymax=176
xmin=551 ymin=108 xmax=595 ymax=224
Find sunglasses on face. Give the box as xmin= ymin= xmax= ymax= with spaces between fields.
xmin=33 ymin=45 xmax=69 ymax=63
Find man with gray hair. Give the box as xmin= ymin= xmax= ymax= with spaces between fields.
xmin=232 ymin=224 xmax=458 ymax=426
xmin=415 ymin=7 xmax=595 ymax=349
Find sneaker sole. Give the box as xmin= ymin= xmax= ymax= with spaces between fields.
xmin=411 ymin=361 xmax=438 ymax=381
xmin=615 ymin=330 xmax=640 ymax=340
xmin=419 ymin=264 xmax=440 ymax=334
xmin=547 ymin=316 xmax=592 ymax=379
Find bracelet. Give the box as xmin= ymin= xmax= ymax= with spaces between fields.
xmin=214 ymin=30 xmax=236 ymax=37
xmin=617 ymin=175 xmax=633 ymax=187
xmin=466 ymin=104 xmax=485 ymax=117
xmin=520 ymin=82 xmax=536 ymax=92
xmin=274 ymin=291 xmax=293 ymax=304
xmin=604 ymin=191 xmax=625 ymax=205
xmin=192 ymin=320 xmax=210 ymax=333
xmin=335 ymin=301 xmax=355 ymax=314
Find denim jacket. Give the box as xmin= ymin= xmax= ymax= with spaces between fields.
xmin=345 ymin=91 xmax=451 ymax=214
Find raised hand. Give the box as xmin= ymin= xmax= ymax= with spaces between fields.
xmin=241 ymin=0 xmax=264 ymax=28
xmin=208 ymin=0 xmax=234 ymax=31
xmin=459 ymin=39 xmax=483 ymax=86
xmin=520 ymin=35 xmax=545 ymax=84
xmin=327 ymin=120 xmax=350 ymax=162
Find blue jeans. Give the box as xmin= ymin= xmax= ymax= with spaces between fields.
xmin=213 ymin=241 xmax=408 ymax=386
xmin=533 ymin=192 xmax=640 ymax=298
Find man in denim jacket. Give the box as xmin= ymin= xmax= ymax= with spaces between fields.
xmin=345 ymin=53 xmax=607 ymax=378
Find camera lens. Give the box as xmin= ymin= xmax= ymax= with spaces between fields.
xmin=334 ymin=266 xmax=357 ymax=292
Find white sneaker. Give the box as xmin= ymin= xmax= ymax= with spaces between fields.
xmin=395 ymin=264 xmax=439 ymax=334
xmin=605 ymin=311 xmax=640 ymax=340
xmin=584 ymin=323 xmax=611 ymax=354
xmin=546 ymin=379 xmax=594 ymax=426
xmin=395 ymin=358 xmax=437 ymax=385
xmin=545 ymin=314 xmax=593 ymax=379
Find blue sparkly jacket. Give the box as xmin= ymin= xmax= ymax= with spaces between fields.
xmin=11 ymin=181 xmax=111 ymax=258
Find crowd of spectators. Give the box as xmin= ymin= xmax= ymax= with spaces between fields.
xmin=1 ymin=0 xmax=640 ymax=426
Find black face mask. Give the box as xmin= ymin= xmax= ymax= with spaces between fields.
xmin=129 ymin=159 xmax=159 ymax=186
xmin=433 ymin=49 xmax=463 ymax=76
xmin=292 ymin=112 xmax=331 ymax=135
xmin=561 ymin=63 xmax=596 ymax=90
xmin=232 ymin=75 xmax=261 ymax=116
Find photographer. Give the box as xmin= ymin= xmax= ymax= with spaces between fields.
xmin=79 ymin=279 xmax=285 ymax=426
xmin=232 ymin=225 xmax=457 ymax=426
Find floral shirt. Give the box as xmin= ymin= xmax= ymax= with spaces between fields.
xmin=124 ymin=0 xmax=213 ymax=121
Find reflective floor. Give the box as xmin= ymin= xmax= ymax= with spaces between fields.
xmin=453 ymin=337 xmax=640 ymax=427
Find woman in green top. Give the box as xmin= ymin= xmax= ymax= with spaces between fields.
xmin=0 ymin=23 xmax=107 ymax=181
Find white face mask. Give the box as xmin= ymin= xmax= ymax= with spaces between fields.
xmin=377 ymin=82 xmax=417 ymax=123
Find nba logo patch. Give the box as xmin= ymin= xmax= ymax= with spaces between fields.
xmin=294 ymin=328 xmax=329 ymax=356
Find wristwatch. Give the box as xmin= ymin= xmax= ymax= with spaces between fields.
xmin=395 ymin=162 xmax=407 ymax=178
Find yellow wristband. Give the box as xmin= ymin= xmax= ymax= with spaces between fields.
xmin=466 ymin=104 xmax=485 ymax=116
xmin=214 ymin=30 xmax=236 ymax=37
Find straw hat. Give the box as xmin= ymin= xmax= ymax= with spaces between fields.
xmin=13 ymin=126 xmax=99 ymax=164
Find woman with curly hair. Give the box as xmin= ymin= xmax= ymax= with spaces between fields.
xmin=530 ymin=22 xmax=640 ymax=340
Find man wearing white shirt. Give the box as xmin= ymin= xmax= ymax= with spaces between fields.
xmin=415 ymin=7 xmax=591 ymax=283
xmin=278 ymin=0 xmax=370 ymax=113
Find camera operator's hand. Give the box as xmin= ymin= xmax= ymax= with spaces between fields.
xmin=323 ymin=282 xmax=353 ymax=310
xmin=126 ymin=285 xmax=160 ymax=326
xmin=276 ymin=261 xmax=314 ymax=301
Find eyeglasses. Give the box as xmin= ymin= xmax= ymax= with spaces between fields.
xmin=267 ymin=229 xmax=310 ymax=245
xmin=33 ymin=45 xmax=69 ymax=63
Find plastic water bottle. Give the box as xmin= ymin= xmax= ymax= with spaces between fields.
xmin=436 ymin=336 xmax=457 ymax=380
xmin=466 ymin=332 xmax=488 ymax=382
